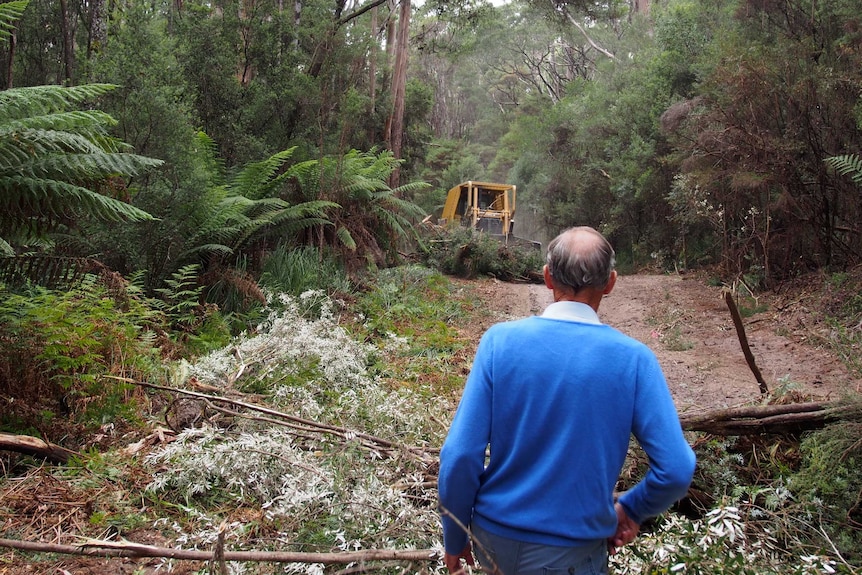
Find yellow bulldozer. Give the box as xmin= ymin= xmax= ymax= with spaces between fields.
xmin=439 ymin=181 xmax=539 ymax=248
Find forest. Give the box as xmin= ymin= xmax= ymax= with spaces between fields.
xmin=1 ymin=0 xmax=862 ymax=573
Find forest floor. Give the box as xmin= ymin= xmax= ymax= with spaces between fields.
xmin=2 ymin=270 xmax=861 ymax=574
xmin=463 ymin=271 xmax=861 ymax=414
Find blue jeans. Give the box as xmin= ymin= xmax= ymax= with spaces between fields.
xmin=470 ymin=523 xmax=608 ymax=575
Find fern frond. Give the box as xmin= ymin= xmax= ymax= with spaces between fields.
xmin=0 ymin=129 xmax=107 ymax=164
xmin=274 ymin=217 xmax=333 ymax=235
xmin=336 ymin=226 xmax=357 ymax=251
xmin=1 ymin=110 xmax=118 ymax=133
xmin=230 ymin=147 xmax=297 ymax=199
xmin=0 ymin=176 xmax=154 ymax=223
xmin=375 ymin=190 xmax=427 ymax=220
xmin=0 ymin=1 xmax=28 ymax=41
xmin=179 ymin=243 xmax=235 ymax=258
xmin=24 ymin=152 xmax=162 ymax=180
xmin=275 ymin=200 xmax=338 ymax=219
xmin=825 ymin=154 xmax=862 ymax=185
xmin=0 ymin=84 xmax=119 ymax=121
xmin=281 ymin=160 xmax=323 ymax=201
xmin=374 ymin=207 xmax=410 ymax=238
xmin=242 ymin=197 xmax=291 ymax=219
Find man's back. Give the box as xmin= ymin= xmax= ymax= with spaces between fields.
xmin=440 ymin=312 xmax=694 ymax=550
xmin=439 ymin=226 xmax=696 ymax=575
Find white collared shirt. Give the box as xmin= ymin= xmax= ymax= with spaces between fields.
xmin=540 ymin=301 xmax=602 ymax=325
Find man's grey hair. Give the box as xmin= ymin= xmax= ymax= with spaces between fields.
xmin=545 ymin=226 xmax=616 ymax=292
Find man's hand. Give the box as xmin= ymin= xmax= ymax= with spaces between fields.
xmin=608 ymin=502 xmax=640 ymax=555
xmin=444 ymin=543 xmax=475 ymax=574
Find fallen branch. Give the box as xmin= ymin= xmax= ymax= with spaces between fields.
xmin=0 ymin=537 xmax=438 ymax=564
xmin=679 ymin=401 xmax=861 ymax=435
xmin=0 ymin=433 xmax=77 ymax=464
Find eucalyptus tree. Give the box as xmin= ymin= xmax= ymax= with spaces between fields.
xmin=168 ymin=0 xmax=420 ymax=165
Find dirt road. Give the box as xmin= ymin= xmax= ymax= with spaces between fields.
xmin=468 ymin=273 xmax=860 ymax=414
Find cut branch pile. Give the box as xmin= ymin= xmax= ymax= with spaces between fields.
xmin=130 ymin=379 xmax=440 ymax=465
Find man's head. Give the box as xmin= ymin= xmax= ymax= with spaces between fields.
xmin=544 ymin=226 xmax=616 ymax=300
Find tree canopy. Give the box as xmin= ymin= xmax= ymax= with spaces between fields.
xmin=0 ymin=0 xmax=859 ymax=285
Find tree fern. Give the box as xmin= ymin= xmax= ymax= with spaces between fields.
xmin=281 ymin=148 xmax=429 ymax=267
xmin=0 ymin=84 xmax=163 ymax=251
xmin=179 ymin=148 xmax=337 ymax=262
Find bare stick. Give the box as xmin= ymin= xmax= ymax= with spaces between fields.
xmin=724 ymin=290 xmax=769 ymax=394
xmin=0 ymin=537 xmax=438 ymax=564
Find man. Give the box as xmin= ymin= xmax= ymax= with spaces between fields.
xmin=438 ymin=226 xmax=696 ymax=575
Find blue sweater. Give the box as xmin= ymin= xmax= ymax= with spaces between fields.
xmin=438 ymin=306 xmax=696 ymax=554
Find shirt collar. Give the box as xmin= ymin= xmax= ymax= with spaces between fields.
xmin=540 ymin=301 xmax=602 ymax=325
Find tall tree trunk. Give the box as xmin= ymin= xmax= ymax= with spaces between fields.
xmin=387 ymin=0 xmax=410 ymax=188
xmin=382 ymin=1 xmax=396 ymax=146
xmin=5 ymin=29 xmax=15 ymax=89
xmin=369 ymin=6 xmax=378 ymax=143
xmin=294 ymin=0 xmax=302 ymax=52
xmin=632 ymin=0 xmax=649 ymax=15
xmin=239 ymin=0 xmax=254 ymax=85
xmin=59 ymin=0 xmax=75 ymax=84
xmin=87 ymin=0 xmax=107 ymax=62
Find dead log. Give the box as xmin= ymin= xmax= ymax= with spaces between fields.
xmin=679 ymin=401 xmax=861 ymax=436
xmin=0 ymin=433 xmax=77 ymax=463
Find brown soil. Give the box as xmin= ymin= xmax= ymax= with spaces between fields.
xmin=466 ymin=272 xmax=861 ymax=414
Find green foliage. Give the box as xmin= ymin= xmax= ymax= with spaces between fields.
xmin=80 ymin=6 xmax=220 ymax=287
xmin=807 ymin=270 xmax=862 ymax=377
xmin=352 ymin=265 xmax=472 ymax=393
xmin=0 ymin=83 xmax=162 ymax=253
xmin=285 ymin=148 xmax=429 ymax=269
xmin=0 ymin=277 xmax=163 ymax=429
xmin=150 ymin=264 xmax=231 ymax=355
xmin=152 ymin=264 xmax=206 ymax=327
xmin=662 ymin=0 xmax=862 ymax=281
xmin=259 ymin=244 xmax=350 ymax=296
xmin=0 ymin=1 xmax=27 ymax=41
xmin=178 ymin=138 xmax=338 ymax=264
xmin=826 ymin=154 xmax=862 ymax=186
xmin=613 ymin=504 xmax=849 ymax=574
xmin=786 ymin=422 xmax=862 ymax=559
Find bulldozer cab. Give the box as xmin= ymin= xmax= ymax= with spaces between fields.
xmin=440 ymin=181 xmax=515 ymax=238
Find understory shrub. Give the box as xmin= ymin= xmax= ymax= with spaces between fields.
xmin=0 ymin=277 xmax=164 ymax=430
xmin=259 ymin=244 xmax=351 ymax=297
xmin=611 ymin=505 xmax=847 ymax=575
xmin=353 ymin=265 xmax=472 ymax=393
xmin=786 ymin=422 xmax=862 ymax=561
